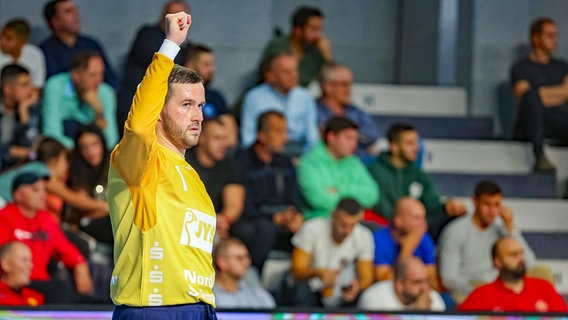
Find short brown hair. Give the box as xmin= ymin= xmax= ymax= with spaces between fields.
xmin=323 ymin=116 xmax=358 ymax=144
xmin=530 ymin=17 xmax=555 ymax=36
xmin=3 ymin=18 xmax=31 ymax=39
xmin=165 ymin=65 xmax=203 ymax=102
xmin=70 ymin=50 xmax=102 ymax=72
xmin=474 ymin=180 xmax=502 ymax=198
xmin=185 ymin=44 xmax=213 ymax=64
xmin=256 ymin=110 xmax=285 ymax=133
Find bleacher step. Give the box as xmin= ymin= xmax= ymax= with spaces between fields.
xmin=373 ymin=115 xmax=494 ymax=140
xmin=422 ymin=139 xmax=532 ymax=174
xmin=431 ymin=172 xmax=556 ymax=199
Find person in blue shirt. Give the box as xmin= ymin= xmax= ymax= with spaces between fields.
xmin=39 ymin=0 xmax=118 ymax=89
xmin=41 ymin=50 xmax=118 ymax=149
xmin=316 ymin=62 xmax=379 ymax=160
xmin=240 ymin=51 xmax=319 ymax=157
xmin=373 ymin=197 xmax=439 ymax=291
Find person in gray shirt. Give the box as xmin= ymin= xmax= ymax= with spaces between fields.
xmin=213 ymin=237 xmax=276 ymax=309
xmin=438 ymin=180 xmax=536 ymax=303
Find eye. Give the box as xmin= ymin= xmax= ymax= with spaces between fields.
xmin=198 ymin=103 xmax=205 ymax=109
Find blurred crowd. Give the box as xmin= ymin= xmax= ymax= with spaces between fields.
xmin=0 ymin=0 xmax=567 ymax=313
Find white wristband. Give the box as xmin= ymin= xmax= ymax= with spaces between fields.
xmin=158 ymin=39 xmax=181 ymax=61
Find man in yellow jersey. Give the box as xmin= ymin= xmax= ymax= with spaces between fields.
xmin=107 ymin=11 xmax=217 ymax=320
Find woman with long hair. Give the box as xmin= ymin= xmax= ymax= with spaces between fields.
xmin=66 ymin=125 xmax=113 ymax=245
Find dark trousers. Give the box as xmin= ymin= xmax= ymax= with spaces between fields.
xmin=514 ymin=88 xmax=568 ymax=155
xmin=113 ymin=303 xmax=217 ymax=320
xmin=29 ymin=279 xmax=73 ymax=304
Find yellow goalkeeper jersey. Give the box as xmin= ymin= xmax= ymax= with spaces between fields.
xmin=108 ymin=51 xmax=216 ymax=307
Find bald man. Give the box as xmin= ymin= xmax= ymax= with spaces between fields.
xmin=460 ymin=237 xmax=567 ymax=312
xmin=373 ymin=197 xmax=439 ymax=290
xmin=359 ymin=257 xmax=445 ymax=311
xmin=0 ymin=241 xmax=44 ymax=306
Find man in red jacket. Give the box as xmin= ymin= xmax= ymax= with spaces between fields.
xmin=459 ymin=236 xmax=567 ymax=312
xmin=0 ymin=241 xmax=44 ymax=306
xmin=0 ymin=172 xmax=92 ymax=302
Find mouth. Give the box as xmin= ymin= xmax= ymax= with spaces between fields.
xmin=187 ymin=126 xmax=201 ymax=133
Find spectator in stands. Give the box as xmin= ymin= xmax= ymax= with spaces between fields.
xmin=40 ymin=0 xmax=118 ymax=88
xmin=0 ymin=19 xmax=45 ymax=89
xmin=0 ymin=137 xmax=108 ymax=226
xmin=298 ymin=116 xmax=379 ymax=220
xmin=373 ymin=198 xmax=439 ymax=290
xmin=42 ymin=50 xmax=118 ymax=149
xmin=317 ymin=62 xmax=379 ymax=158
xmin=185 ymin=118 xmax=244 ymax=240
xmin=438 ymin=180 xmax=536 ymax=303
xmin=459 ymin=237 xmax=567 ymax=312
xmin=0 ymin=172 xmax=92 ymax=303
xmin=511 ymin=17 xmax=568 ymax=172
xmin=0 ymin=241 xmax=44 ymax=306
xmin=232 ymin=111 xmax=304 ymax=272
xmin=258 ymin=6 xmax=332 ymax=87
xmin=0 ymin=64 xmax=40 ymax=171
xmin=184 ymin=44 xmax=238 ymax=149
xmin=289 ymin=198 xmax=373 ymax=307
xmin=367 ymin=123 xmax=467 ymax=239
xmin=359 ymin=257 xmax=445 ymax=311
xmin=241 ymin=51 xmax=319 ymax=157
xmin=67 ymin=125 xmax=112 ymax=245
xmin=213 ymin=237 xmax=276 ymax=309
xmin=117 ymin=0 xmax=189 ymax=137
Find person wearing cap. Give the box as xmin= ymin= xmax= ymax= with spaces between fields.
xmin=0 ymin=172 xmax=93 ymax=303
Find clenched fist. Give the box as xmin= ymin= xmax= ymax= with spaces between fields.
xmin=165 ymin=12 xmax=192 ymax=46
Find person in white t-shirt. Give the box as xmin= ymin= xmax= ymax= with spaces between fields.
xmin=358 ymin=256 xmax=445 ymax=311
xmin=0 ymin=19 xmax=46 ymax=89
xmin=289 ymin=198 xmax=374 ymax=308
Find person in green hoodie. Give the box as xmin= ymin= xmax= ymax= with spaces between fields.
xmin=367 ymin=123 xmax=466 ymax=238
xmin=298 ymin=116 xmax=379 ymax=220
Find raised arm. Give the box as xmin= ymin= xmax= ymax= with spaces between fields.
xmin=111 ymin=12 xmax=191 ymax=185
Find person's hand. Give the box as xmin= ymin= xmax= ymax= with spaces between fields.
xmin=445 ymin=198 xmax=467 ymax=217
xmin=399 ymin=227 xmax=426 ymax=256
xmin=315 ymin=34 xmax=332 ymax=61
xmin=74 ymin=263 xmax=93 ymax=295
xmin=317 ymin=269 xmax=338 ymax=288
xmin=500 ymin=205 xmax=515 ymax=233
xmin=413 ymin=287 xmax=432 ymax=310
xmin=9 ymin=146 xmax=31 ymax=159
xmin=341 ymin=280 xmax=360 ymax=303
xmin=287 ymin=212 xmax=304 ymax=234
xmin=326 ymin=187 xmax=338 ymax=195
xmin=17 ymin=89 xmax=39 ymax=124
xmin=81 ymin=90 xmax=107 ymax=128
xmin=272 ymin=211 xmax=286 ymax=226
xmin=216 ymin=214 xmax=230 ymax=239
xmin=165 ymin=12 xmax=191 ymax=46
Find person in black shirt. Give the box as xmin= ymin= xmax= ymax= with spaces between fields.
xmin=511 ymin=17 xmax=568 ymax=172
xmin=185 ymin=117 xmax=244 ymax=239
xmin=232 ymin=110 xmax=304 ymax=272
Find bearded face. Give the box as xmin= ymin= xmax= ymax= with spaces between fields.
xmin=161 ymin=108 xmax=201 ymax=150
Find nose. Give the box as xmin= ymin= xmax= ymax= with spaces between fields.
xmin=191 ymin=106 xmax=204 ymax=122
